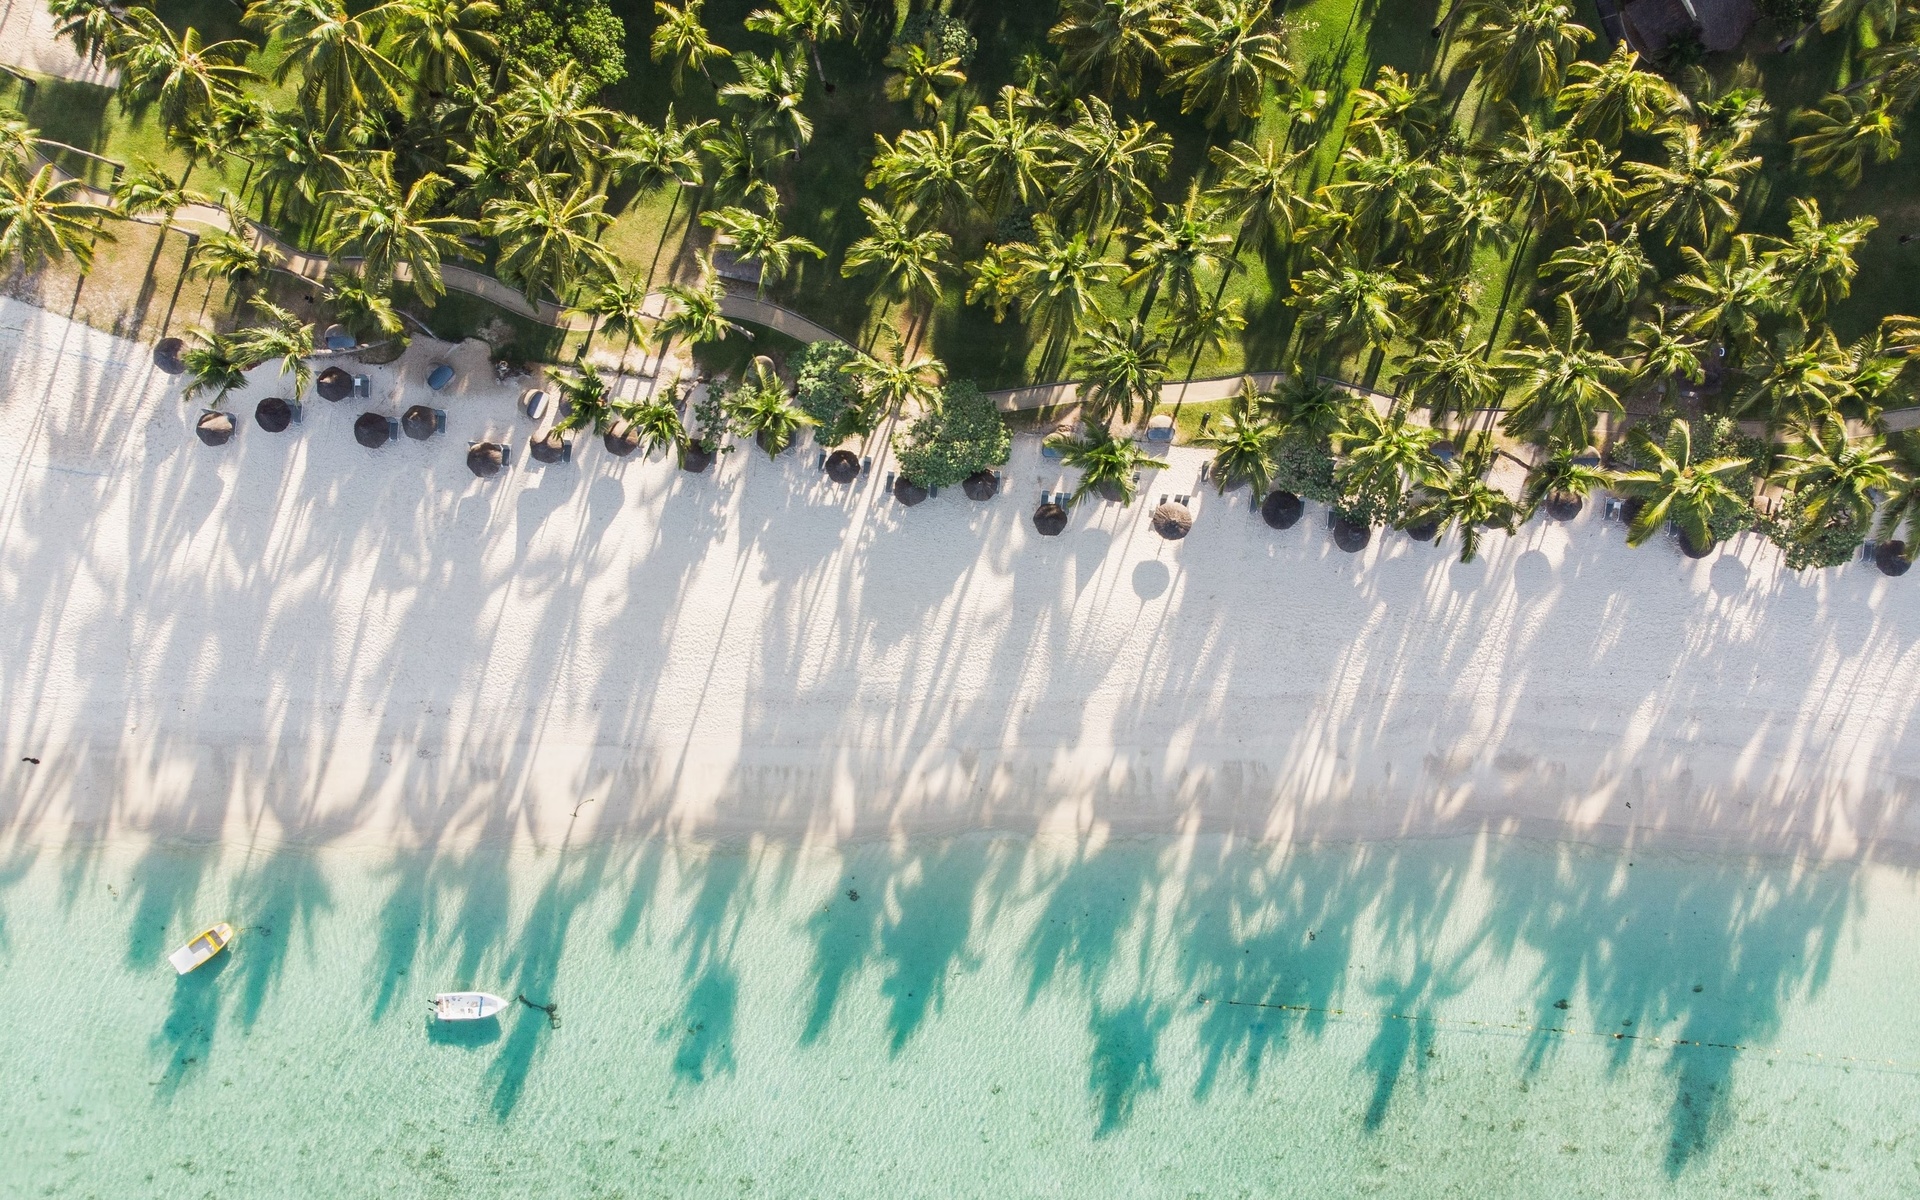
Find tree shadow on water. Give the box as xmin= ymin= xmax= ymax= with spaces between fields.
xmin=488 ymin=847 xmax=608 ymax=1119
xmin=879 ymin=839 xmax=1000 ymax=1053
xmin=1087 ymin=996 xmax=1171 ymax=1137
xmin=151 ymin=952 xmax=231 ymax=1103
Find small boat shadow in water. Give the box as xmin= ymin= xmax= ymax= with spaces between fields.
xmin=426 ymin=1013 xmax=503 ymax=1047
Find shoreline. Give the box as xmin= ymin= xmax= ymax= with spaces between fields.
xmin=2 ymin=299 xmax=1917 ymax=864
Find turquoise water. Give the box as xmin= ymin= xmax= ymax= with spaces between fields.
xmin=2 ymin=832 xmax=1917 ymax=1197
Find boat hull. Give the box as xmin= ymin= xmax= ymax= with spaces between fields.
xmin=433 ymin=992 xmax=508 ymax=1021
xmin=168 ymin=922 xmax=234 ymax=975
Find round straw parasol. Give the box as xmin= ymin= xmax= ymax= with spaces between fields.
xmin=603 ymin=420 xmax=641 ymax=457
xmin=317 ymin=367 xmax=353 ymax=401
xmin=1150 ymin=501 xmax=1193 ymax=540
xmin=1680 ymin=530 xmax=1716 ymax=559
xmin=402 ymin=404 xmax=439 ymax=441
xmin=1033 ymin=502 xmax=1069 ymax=536
xmin=154 ymin=337 xmax=186 ymax=375
xmin=195 ymin=410 xmax=234 ymax=446
xmin=1877 ymin=540 xmax=1911 ymax=576
xmin=467 ymin=441 xmax=506 ymax=478
xmin=529 ymin=429 xmax=569 ymax=463
xmin=1404 ymin=517 xmax=1440 ymax=542
xmin=1331 ymin=515 xmax=1371 ymax=553
xmin=1261 ymin=491 xmax=1303 ymax=529
xmin=680 ymin=442 xmax=713 ymax=473
xmin=825 ymin=449 xmax=860 ymax=483
xmin=255 ymin=397 xmax=293 ymax=433
xmin=353 ymin=411 xmax=391 ymax=449
xmin=894 ymin=476 xmax=928 ymax=506
xmin=962 ymin=470 xmax=998 ymax=501
xmin=1545 ymin=490 xmax=1584 ymax=521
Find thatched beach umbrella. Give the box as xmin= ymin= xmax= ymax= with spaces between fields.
xmin=825 ymin=449 xmax=860 ymax=483
xmin=402 ymin=404 xmax=442 ymax=441
xmin=1877 ymin=540 xmax=1911 ymax=577
xmin=604 ymin=420 xmax=641 ymax=457
xmin=962 ymin=470 xmax=998 ymax=501
xmin=354 ymin=411 xmax=392 ymax=449
xmin=681 ymin=443 xmax=713 ymax=473
xmin=317 ymin=367 xmax=353 ymax=401
xmin=255 ymin=397 xmax=294 ymax=433
xmin=1033 ymin=501 xmax=1069 ymax=536
xmin=894 ymin=476 xmax=928 ymax=506
xmin=1261 ymin=491 xmax=1303 ymax=530
xmin=195 ymin=410 xmax=234 ymax=446
xmin=1680 ymin=529 xmax=1715 ymax=558
xmin=1151 ymin=501 xmax=1193 ymax=540
xmin=1331 ymin=514 xmax=1371 ymax=553
xmin=1404 ymin=517 xmax=1439 ymax=542
xmin=154 ymin=337 xmax=185 ymax=375
xmin=530 ymin=429 xmax=570 ymax=463
xmin=1545 ymin=491 xmax=1584 ymax=521
xmin=467 ymin=441 xmax=506 ymax=478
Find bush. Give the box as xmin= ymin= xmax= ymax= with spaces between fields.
xmin=893 ymin=380 xmax=1011 ymax=487
xmin=790 ymin=342 xmax=871 ymax=446
xmin=898 ymin=12 xmax=976 ymax=66
xmin=1767 ymin=493 xmax=1866 ymax=570
xmin=1755 ymin=0 xmax=1819 ymax=28
xmin=498 ymin=0 xmax=626 ymax=91
xmin=1270 ymin=431 xmax=1337 ymax=504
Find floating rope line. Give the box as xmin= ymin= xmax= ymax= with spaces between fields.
xmin=1211 ymin=996 xmax=1920 ymax=1073
xmin=517 ymin=993 xmax=560 ymax=1029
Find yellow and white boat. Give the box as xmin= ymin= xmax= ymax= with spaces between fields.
xmin=168 ymin=922 xmax=234 ymax=975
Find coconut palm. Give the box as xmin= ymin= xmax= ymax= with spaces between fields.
xmin=246 ymin=106 xmax=359 ymax=220
xmin=1006 ymin=215 xmax=1121 ymax=344
xmin=963 ymin=243 xmax=1023 ymax=322
xmin=50 ymin=0 xmax=129 ymax=66
xmin=619 ymin=396 xmax=688 ymax=458
xmin=729 ymin=362 xmax=816 ymax=458
xmin=180 ymin=326 xmax=251 ymax=408
xmin=1050 ymin=97 xmax=1171 ymax=232
xmin=1049 ymin=0 xmax=1168 ymax=98
xmin=111 ymin=161 xmax=206 ymax=219
xmin=1049 ymin=422 xmax=1168 ymax=504
xmin=1206 ymin=137 xmax=1310 ymax=264
xmin=1418 ymin=166 xmax=1514 ymax=274
xmin=380 ymin=0 xmax=498 ymax=96
xmin=699 ymin=206 xmax=824 ymax=294
xmin=1404 ymin=439 xmax=1517 ymax=563
xmin=613 ymin=107 xmax=714 ymax=196
xmin=1483 ymin=118 xmax=1591 ymax=236
xmin=1453 ymin=0 xmax=1592 ymax=102
xmin=1625 ymin=306 xmax=1706 ymax=407
xmin=745 ymin=0 xmax=847 ymax=88
xmin=1666 ymin=235 xmax=1778 ymax=361
xmin=883 ymin=42 xmax=966 ymax=123
xmin=1739 ymin=328 xmax=1858 ymax=426
xmin=652 ymin=0 xmax=731 ymax=89
xmin=1265 ymin=373 xmax=1348 ymax=442
xmin=1072 ymin=315 xmax=1170 ymax=424
xmin=1765 ymin=198 xmax=1874 ymax=321
xmin=502 ymin=63 xmax=618 ymax=178
xmin=1612 ymin=420 xmax=1751 ymax=551
xmin=1160 ymin=0 xmax=1300 ymax=129
xmin=1790 ymin=93 xmax=1902 ymax=187
xmin=1873 ymin=432 xmax=1920 ymax=542
xmin=114 ymin=9 xmax=259 ymax=136
xmin=322 ymin=162 xmax=475 ymax=303
xmin=188 ymin=198 xmax=277 ymax=284
xmin=1290 ymin=254 xmax=1410 ymax=362
xmin=550 ymin=363 xmax=617 ymax=436
xmin=484 ymin=177 xmax=615 ymax=303
xmin=235 ymin=298 xmax=316 ymax=401
xmin=1624 ymin=123 xmax=1758 ymax=249
xmin=244 ymin=0 xmax=402 ymax=129
xmin=1346 ymin=65 xmax=1442 ymax=154
xmin=1498 ymin=295 xmax=1623 ymax=448
xmin=654 ymin=254 xmax=746 ymax=366
xmin=1123 ymin=190 xmax=1229 ymax=319
xmin=1773 ymin=413 xmax=1895 ymax=530
xmin=567 ymin=271 xmax=651 ymax=368
xmin=0 ymin=110 xmax=34 ymax=184
xmin=1396 ymin=335 xmax=1500 ymax=426
xmin=720 ymin=50 xmax=813 ymax=151
xmin=960 ymin=86 xmax=1055 ymax=217
xmin=1327 ymin=132 xmax=1440 ymax=254
xmin=1555 ymin=43 xmax=1675 ymax=145
xmin=867 ymin=124 xmax=974 ymax=228
xmin=1522 ymin=439 xmax=1611 ymax=517
xmin=840 ymin=198 xmax=952 ymax=331
xmin=700 ymin=119 xmax=787 ymax=210
xmin=324 ymin=269 xmax=403 ymax=338
xmin=1336 ymin=403 xmax=1439 ymax=517
xmin=1197 ymin=380 xmax=1282 ymax=494
xmin=1541 ymin=220 xmax=1653 ymax=315
xmin=845 ymin=341 xmax=944 ymax=419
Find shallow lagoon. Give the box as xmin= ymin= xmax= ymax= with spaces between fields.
xmin=3 ymin=832 xmax=1917 ymax=1197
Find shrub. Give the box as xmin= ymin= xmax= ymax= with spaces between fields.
xmin=898 ymin=12 xmax=976 ymax=66
xmin=1270 ymin=431 xmax=1337 ymax=503
xmin=790 ymin=341 xmax=872 ymax=445
xmin=892 ymin=380 xmax=1011 ymax=487
xmin=498 ymin=0 xmax=626 ymax=91
xmin=1767 ymin=493 xmax=1866 ymax=570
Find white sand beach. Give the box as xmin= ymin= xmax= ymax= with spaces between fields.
xmin=2 ymin=298 xmax=1917 ymax=860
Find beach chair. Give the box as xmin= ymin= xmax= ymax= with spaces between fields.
xmin=1603 ymin=497 xmax=1622 ymax=521
xmin=352 ymin=374 xmax=371 ymax=399
xmin=816 ymin=451 xmax=826 ymax=469
xmin=861 ymin=456 xmax=872 ymax=475
xmin=523 ymin=388 xmax=548 ymax=420
xmin=386 ymin=416 xmax=401 ymax=442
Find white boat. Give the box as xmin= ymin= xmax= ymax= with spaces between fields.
xmin=168 ymin=922 xmax=234 ymax=975
xmin=432 ymin=992 xmax=509 ymax=1021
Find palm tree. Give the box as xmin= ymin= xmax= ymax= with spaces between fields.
xmin=1791 ymin=93 xmax=1902 ymax=187
xmin=322 ymin=162 xmax=475 ymax=303
xmin=1624 ymin=123 xmax=1758 ymax=249
xmin=244 ymin=0 xmax=402 ymax=130
xmin=699 ymin=206 xmax=823 ymax=295
xmin=652 ymin=0 xmax=730 ymax=89
xmin=484 ymin=177 xmax=615 ymax=303
xmin=551 ymin=363 xmax=617 ymax=437
xmin=1206 ymin=137 xmax=1310 ymax=265
xmin=1327 ymin=132 xmax=1439 ymax=255
xmin=1290 ymin=254 xmax=1410 ymax=363
xmin=180 ymin=326 xmax=251 ymax=408
xmin=1162 ymin=290 xmax=1245 ymax=382
xmin=1541 ymin=221 xmax=1653 ymax=315
xmin=1483 ymin=118 xmax=1589 ymax=237
xmin=619 ymin=396 xmax=688 ymax=458
xmin=380 ymin=0 xmax=498 ymax=96
xmin=1265 ymin=373 xmax=1348 ymax=442
xmin=1873 ymin=432 xmax=1920 ymax=543
xmin=1072 ymin=315 xmax=1170 ymax=424
xmin=1666 ymin=235 xmax=1778 ymax=361
xmin=846 ymin=341 xmax=944 ymax=419
xmin=614 ymin=107 xmax=713 ymax=197
xmin=1346 ymin=66 xmax=1442 ymax=154
xmin=568 ymin=271 xmax=651 ymax=368
xmin=1404 ymin=439 xmax=1517 ymax=563
xmin=1049 ymin=0 xmax=1167 ymax=98
xmin=246 ymin=107 xmax=358 ymax=221
xmin=840 ymin=198 xmax=952 ymax=334
xmin=1006 ymin=215 xmax=1122 ymax=345
xmin=1612 ymin=420 xmax=1752 ymax=551
xmin=867 ymin=124 xmax=974 ymax=228
xmin=114 ymin=8 xmax=259 ymax=136
xmin=503 ymin=63 xmax=618 ymax=178
xmin=1498 ymin=295 xmax=1623 ymax=448
xmin=112 ymin=161 xmax=205 ymax=220
xmin=0 ymin=111 xmax=34 ymax=183
xmin=1122 ymin=190 xmax=1229 ymax=319
xmin=0 ymin=164 xmax=108 ymax=273
xmin=1050 ymin=97 xmax=1171 ymax=233
xmin=1739 ymin=328 xmax=1857 ymax=427
xmin=1765 ymin=198 xmax=1874 ymax=320
xmin=960 ymin=86 xmax=1055 ymax=218
xmin=324 ymin=269 xmax=403 ymax=338
xmin=1197 ymin=381 xmax=1282 ymax=494
xmin=1159 ymin=0 xmax=1299 ymax=129
xmin=1522 ymin=439 xmax=1611 ymax=518
xmin=235 ymin=298 xmax=316 ymax=401
xmin=50 ymin=0 xmax=129 ymax=66
xmin=963 ymin=243 xmax=1023 ymax=322
xmin=720 ymin=50 xmax=813 ymax=151
xmin=654 ymin=254 xmax=746 ymax=368
xmin=1625 ymin=306 xmax=1706 ymax=407
xmin=1336 ymin=403 xmax=1439 ymax=517
xmin=729 ymin=361 xmax=816 ymax=457
xmin=1555 ymin=43 xmax=1675 ymax=145
xmin=1453 ymin=0 xmax=1592 ymax=103
xmin=1049 ymin=422 xmax=1167 ymax=504
xmin=1773 ymin=413 xmax=1895 ymax=530
xmin=745 ymin=0 xmax=846 ymax=88
xmin=1396 ymin=335 xmax=1500 ymax=426
xmin=700 ymin=119 xmax=787 ymax=210
xmin=883 ymin=42 xmax=965 ymax=123
xmin=187 ymin=223 xmax=276 ymax=285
